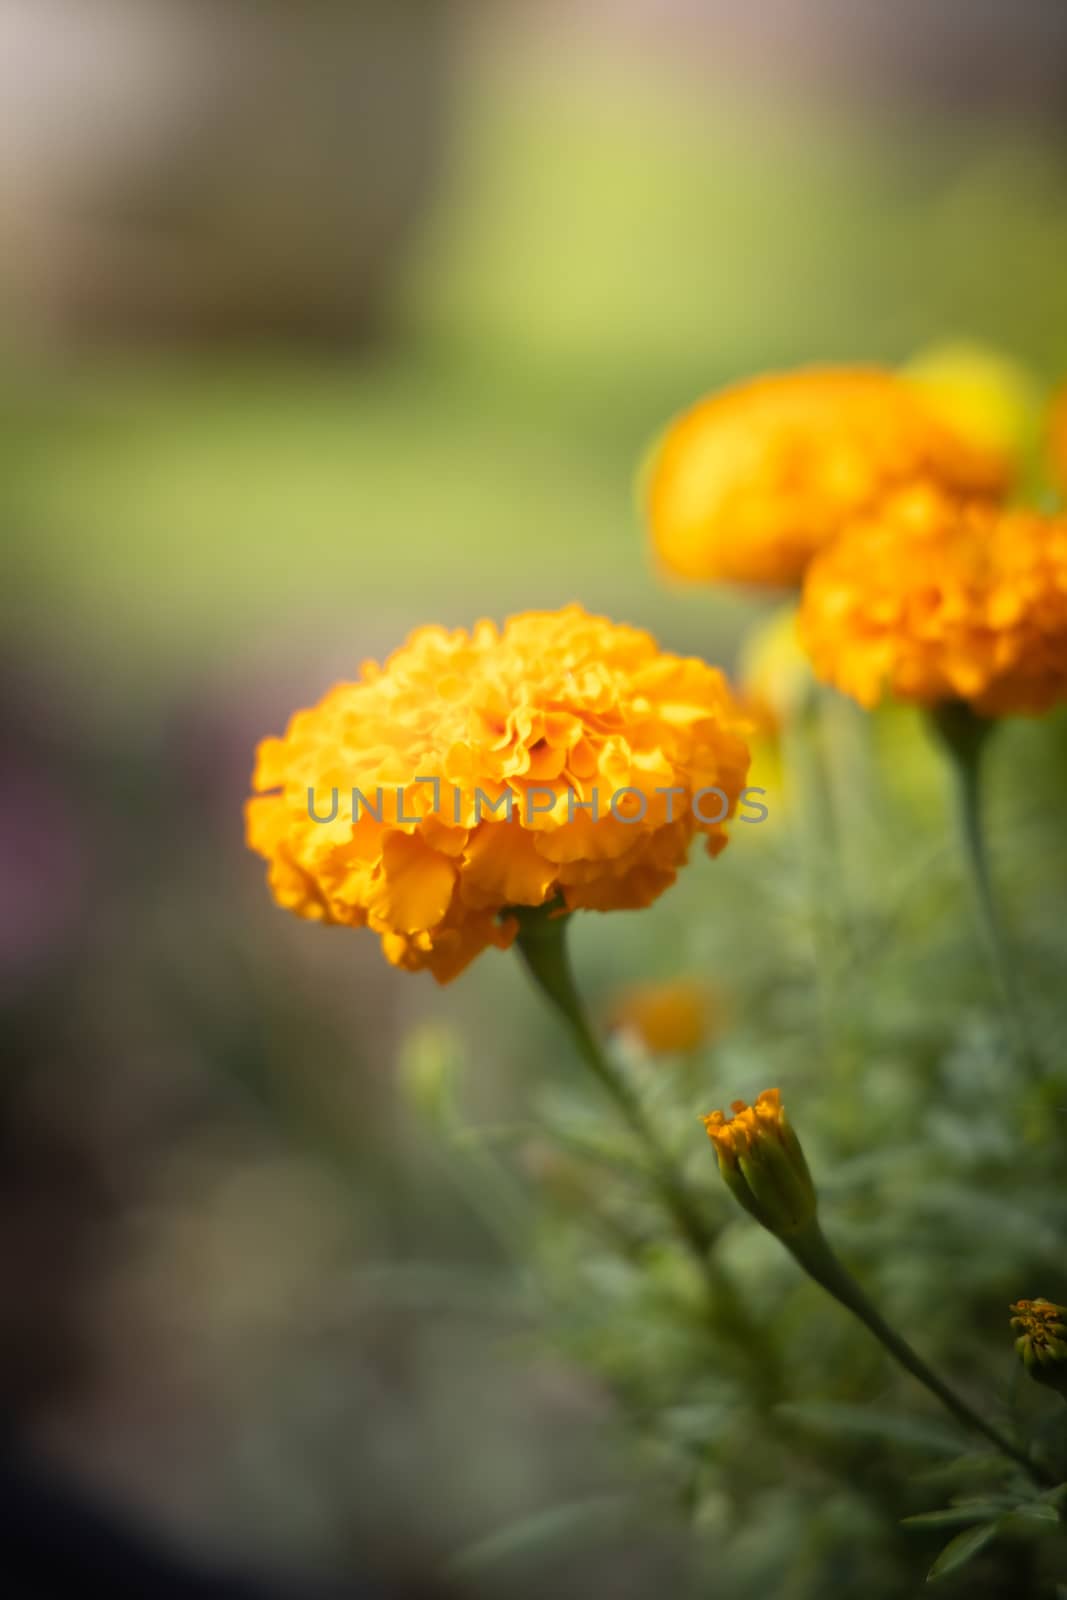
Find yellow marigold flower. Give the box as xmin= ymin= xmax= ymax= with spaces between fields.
xmin=607 ymin=976 xmax=716 ymax=1056
xmin=645 ymin=366 xmax=1006 ymax=587
xmin=799 ymin=484 xmax=1067 ymax=715
xmin=246 ymin=605 xmax=751 ymax=984
xmin=902 ymin=340 xmax=1040 ymax=480
xmin=1010 ymin=1298 xmax=1067 ymax=1394
xmin=702 ymin=1088 xmax=816 ymax=1237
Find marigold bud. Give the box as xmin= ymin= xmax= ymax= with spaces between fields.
xmin=702 ymin=1088 xmax=816 ymax=1238
xmin=1010 ymin=1298 xmax=1067 ymax=1395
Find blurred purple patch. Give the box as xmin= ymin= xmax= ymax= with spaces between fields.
xmin=0 ymin=756 xmax=86 ymax=991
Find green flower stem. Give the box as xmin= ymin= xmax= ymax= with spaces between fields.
xmin=928 ymin=702 xmax=1041 ymax=1080
xmin=512 ymin=906 xmax=777 ymax=1394
xmin=786 ymin=1218 xmax=1045 ymax=1482
xmin=783 ymin=694 xmax=849 ymax=1085
xmin=513 ymin=908 xmax=716 ymax=1258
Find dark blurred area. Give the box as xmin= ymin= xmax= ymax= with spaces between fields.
xmin=0 ymin=0 xmax=452 ymax=344
xmin=2 ymin=2 xmax=1067 ymax=1596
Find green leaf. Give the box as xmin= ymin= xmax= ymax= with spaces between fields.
xmin=903 ymin=1504 xmax=1008 ymax=1530
xmin=911 ymin=1455 xmax=1017 ymax=1491
xmin=1001 ymin=1502 xmax=1062 ymax=1529
xmin=778 ymin=1401 xmax=963 ymax=1456
xmin=927 ymin=1522 xmax=998 ymax=1582
xmin=445 ymin=1495 xmax=630 ymax=1577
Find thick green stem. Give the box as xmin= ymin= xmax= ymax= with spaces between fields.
xmin=512 ymin=906 xmax=777 ymax=1392
xmin=787 ymin=1219 xmax=1045 ymax=1482
xmin=928 ymin=702 xmax=1041 ymax=1080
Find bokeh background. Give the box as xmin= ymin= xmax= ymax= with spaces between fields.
xmin=3 ymin=2 xmax=1067 ymax=1595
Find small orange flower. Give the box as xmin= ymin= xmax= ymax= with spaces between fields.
xmin=645 ymin=367 xmax=1005 ymax=587
xmin=247 ymin=606 xmax=751 ymax=983
xmin=799 ymin=484 xmax=1067 ymax=715
xmin=608 ymin=977 xmax=716 ymax=1055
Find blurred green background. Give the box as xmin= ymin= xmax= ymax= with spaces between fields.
xmin=3 ymin=4 xmax=1067 ymax=1597
xmin=7 ymin=7 xmax=1067 ymax=680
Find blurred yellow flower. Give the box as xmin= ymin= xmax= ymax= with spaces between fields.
xmin=799 ymin=485 xmax=1067 ymax=716
xmin=247 ymin=605 xmax=751 ymax=983
xmin=608 ymin=976 xmax=716 ymax=1055
xmin=902 ymin=340 xmax=1041 ymax=479
xmin=702 ymin=1088 xmax=816 ymax=1237
xmin=644 ymin=367 xmax=1006 ymax=587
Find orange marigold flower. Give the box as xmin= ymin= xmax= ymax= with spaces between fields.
xmin=246 ymin=605 xmax=751 ymax=984
xmin=645 ymin=366 xmax=1006 ymax=587
xmin=799 ymin=485 xmax=1067 ymax=716
xmin=607 ymin=976 xmax=717 ymax=1056
xmin=702 ymin=1089 xmax=816 ymax=1237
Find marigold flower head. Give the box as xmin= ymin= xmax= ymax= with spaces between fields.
xmin=902 ymin=340 xmax=1040 ymax=480
xmin=799 ymin=484 xmax=1067 ymax=715
xmin=645 ymin=366 xmax=1006 ymax=587
xmin=246 ymin=605 xmax=751 ymax=983
xmin=702 ymin=1088 xmax=816 ymax=1237
xmin=1010 ymin=1298 xmax=1067 ymax=1393
xmin=608 ymin=977 xmax=716 ymax=1056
